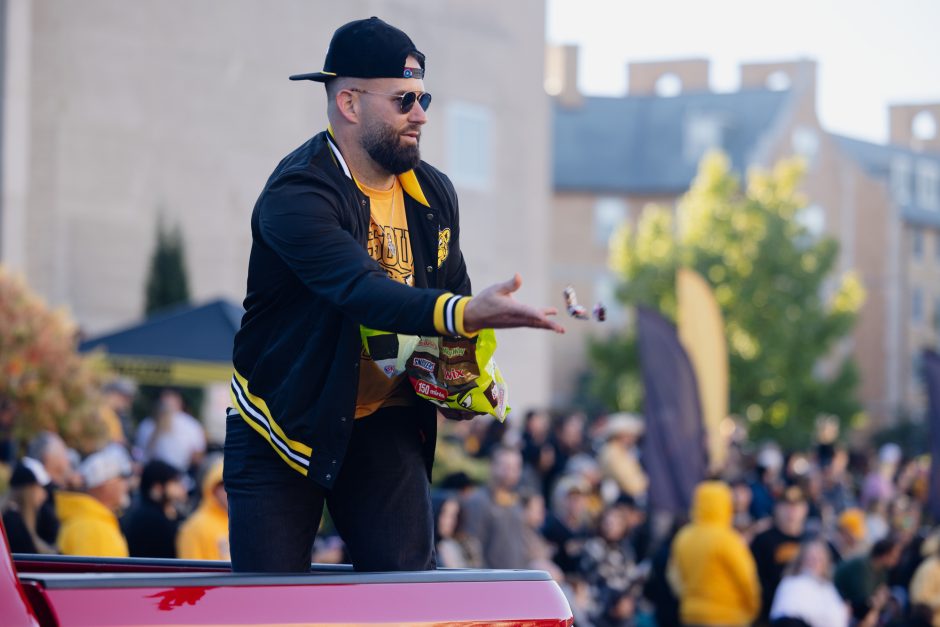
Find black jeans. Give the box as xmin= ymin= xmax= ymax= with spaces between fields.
xmin=224 ymin=405 xmax=435 ymax=572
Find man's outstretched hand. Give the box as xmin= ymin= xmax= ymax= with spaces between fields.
xmin=463 ymin=274 xmax=565 ymax=335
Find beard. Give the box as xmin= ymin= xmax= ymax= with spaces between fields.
xmin=360 ymin=118 xmax=421 ymax=175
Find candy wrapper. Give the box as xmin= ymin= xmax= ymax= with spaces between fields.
xmin=360 ymin=327 xmax=511 ymax=421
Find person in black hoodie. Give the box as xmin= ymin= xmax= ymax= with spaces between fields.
xmin=121 ymin=461 xmax=187 ymax=558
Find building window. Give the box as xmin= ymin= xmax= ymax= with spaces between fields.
xmin=791 ymin=126 xmax=820 ymax=165
xmin=796 ymin=204 xmax=825 ymax=239
xmin=913 ymin=228 xmax=924 ymax=260
xmin=916 ymin=161 xmax=940 ymax=210
xmin=593 ymin=197 xmax=627 ymax=246
xmin=684 ymin=112 xmax=725 ymax=164
xmin=891 ymin=156 xmax=912 ymax=206
xmin=912 ymin=287 xmax=924 ymax=323
xmin=446 ymin=102 xmax=492 ymax=191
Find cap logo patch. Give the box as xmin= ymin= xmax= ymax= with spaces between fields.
xmin=403 ymin=67 xmax=424 ymax=79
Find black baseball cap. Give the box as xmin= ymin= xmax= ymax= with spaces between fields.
xmin=290 ymin=17 xmax=425 ymax=83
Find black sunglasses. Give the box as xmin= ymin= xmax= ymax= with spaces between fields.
xmin=349 ymin=88 xmax=432 ymax=114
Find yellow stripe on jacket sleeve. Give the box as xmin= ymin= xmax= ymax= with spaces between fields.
xmin=433 ymin=292 xmax=455 ymax=335
xmin=454 ymin=296 xmax=478 ymax=338
xmin=232 ymin=371 xmax=312 ymax=456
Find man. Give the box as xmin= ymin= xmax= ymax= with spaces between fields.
xmin=749 ymin=485 xmax=808 ymax=624
xmin=26 ymin=431 xmax=81 ymax=547
xmin=134 ymin=388 xmax=206 ymax=473
xmin=100 ymin=377 xmax=137 ymax=446
xmin=121 ymin=460 xmax=187 ymax=558
xmin=56 ymin=444 xmax=133 ymax=557
xmin=177 ymin=458 xmax=229 ymax=561
xmin=226 ymin=17 xmax=562 ymax=573
xmin=834 ymin=535 xmax=903 ymax=623
xmin=460 ymin=445 xmax=528 ymax=569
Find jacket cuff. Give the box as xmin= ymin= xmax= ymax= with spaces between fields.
xmin=454 ymin=296 xmax=478 ymax=338
xmin=433 ymin=293 xmax=476 ymax=337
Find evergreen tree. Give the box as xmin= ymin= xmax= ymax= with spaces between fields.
xmin=144 ymin=218 xmax=191 ymax=315
xmin=587 ymin=152 xmax=866 ymax=447
xmin=138 ymin=218 xmax=202 ymax=422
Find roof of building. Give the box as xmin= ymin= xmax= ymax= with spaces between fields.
xmin=834 ymin=134 xmax=940 ymax=228
xmin=553 ymin=89 xmax=794 ymax=194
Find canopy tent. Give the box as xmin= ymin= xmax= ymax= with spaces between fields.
xmin=79 ymin=299 xmax=243 ymax=386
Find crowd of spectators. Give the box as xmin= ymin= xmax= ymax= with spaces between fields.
xmin=2 ymin=381 xmax=939 ymax=627
xmin=1 ymin=383 xmax=226 ymax=563
xmin=428 ymin=409 xmax=940 ymax=627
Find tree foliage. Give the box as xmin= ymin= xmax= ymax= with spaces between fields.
xmin=0 ymin=267 xmax=110 ymax=454
xmin=144 ymin=218 xmax=191 ymax=316
xmin=587 ymin=152 xmax=866 ymax=447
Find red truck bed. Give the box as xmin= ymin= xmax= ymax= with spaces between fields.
xmin=3 ymin=529 xmax=573 ymax=627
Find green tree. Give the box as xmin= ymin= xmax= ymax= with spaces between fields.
xmin=587 ymin=152 xmax=866 ymax=447
xmin=138 ymin=218 xmax=202 ymax=421
xmin=144 ymin=218 xmax=191 ymax=315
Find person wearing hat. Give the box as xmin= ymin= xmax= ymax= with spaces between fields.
xmin=120 ymin=460 xmax=187 ymax=558
xmin=597 ymin=412 xmax=648 ymax=501
xmin=226 ymin=16 xmax=563 ymax=573
xmin=55 ymin=444 xmax=133 ymax=557
xmin=749 ymin=484 xmax=809 ymax=624
xmin=832 ymin=507 xmax=867 ymax=563
xmin=1 ymin=458 xmax=56 ymax=554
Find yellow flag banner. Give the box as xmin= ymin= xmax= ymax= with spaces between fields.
xmin=677 ymin=268 xmax=729 ymax=472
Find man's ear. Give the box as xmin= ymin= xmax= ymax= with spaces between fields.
xmin=334 ymin=88 xmax=359 ymax=124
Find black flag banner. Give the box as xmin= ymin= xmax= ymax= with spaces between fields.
xmin=923 ymin=349 xmax=940 ymax=521
xmin=636 ymin=306 xmax=708 ymax=514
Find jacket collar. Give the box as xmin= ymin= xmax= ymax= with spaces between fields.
xmin=326 ymin=126 xmax=430 ymax=207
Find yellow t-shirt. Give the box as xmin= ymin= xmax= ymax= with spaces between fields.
xmin=355 ymin=178 xmax=416 ymax=418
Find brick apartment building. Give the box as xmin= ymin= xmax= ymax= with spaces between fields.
xmin=547 ymin=46 xmax=940 ymax=423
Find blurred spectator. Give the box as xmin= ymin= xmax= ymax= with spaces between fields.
xmin=749 ymin=446 xmax=783 ymax=521
xmin=579 ymin=506 xmax=637 ymax=612
xmin=730 ymin=478 xmax=756 ymax=539
xmin=177 ymin=458 xmax=228 ymax=560
xmin=26 ymin=431 xmax=81 ymax=546
xmin=121 ymin=460 xmax=187 ymax=558
xmin=519 ymin=491 xmax=553 ymax=566
xmin=597 ymin=413 xmax=648 ymax=501
xmin=834 ymin=535 xmax=904 ymax=623
xmin=909 ymin=529 xmax=940 ymax=627
xmin=544 ymin=474 xmax=595 ymax=574
xmin=769 ymin=538 xmax=849 ymax=627
xmin=56 ymin=444 xmax=133 ymax=557
xmin=545 ymin=412 xmax=587 ymax=498
xmin=460 ymin=445 xmax=528 ymax=569
xmin=668 ymin=481 xmax=760 ymax=627
xmin=1 ymin=458 xmax=56 ymax=553
xmin=594 ymin=583 xmax=642 ymax=627
xmin=860 ymin=443 xmax=901 ymax=509
xmin=832 ymin=507 xmax=867 ymax=563
xmin=750 ymin=485 xmax=808 ymax=622
xmin=135 ymin=389 xmax=206 ymax=473
xmin=520 ymin=409 xmax=555 ymax=495
xmin=100 ymin=377 xmax=137 ymax=445
xmin=643 ymin=518 xmax=684 ymax=627
xmin=432 ymin=491 xmax=480 ymax=568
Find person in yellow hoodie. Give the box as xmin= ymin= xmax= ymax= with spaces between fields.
xmin=909 ymin=529 xmax=940 ymax=627
xmin=668 ymin=481 xmax=761 ymax=627
xmin=177 ymin=458 xmax=229 ymax=561
xmin=56 ymin=444 xmax=133 ymax=557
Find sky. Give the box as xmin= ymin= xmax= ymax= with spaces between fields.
xmin=546 ymin=0 xmax=940 ymax=144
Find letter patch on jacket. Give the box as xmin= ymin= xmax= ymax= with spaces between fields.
xmin=437 ymin=228 xmax=451 ymax=268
